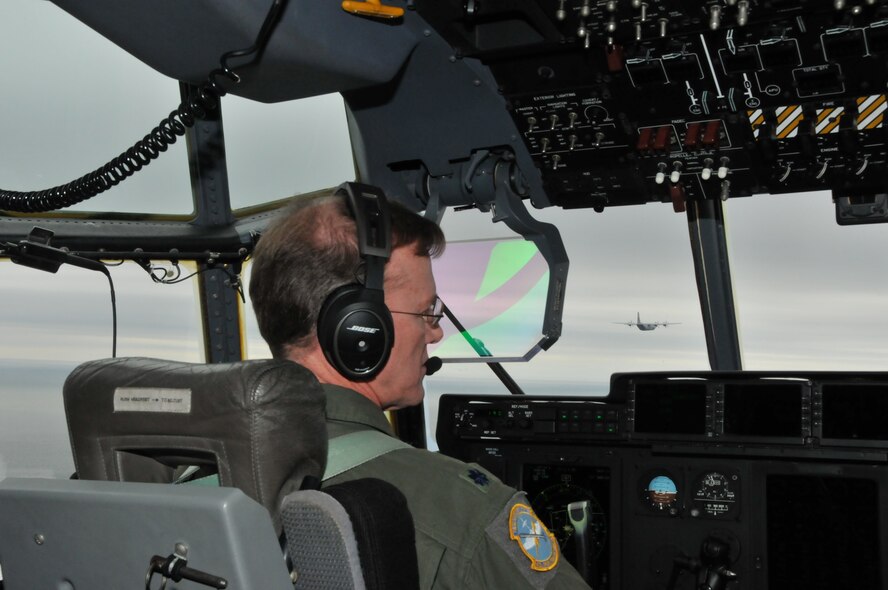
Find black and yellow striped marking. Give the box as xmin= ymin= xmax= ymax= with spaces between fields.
xmin=747 ymin=109 xmax=765 ymax=138
xmin=815 ymin=106 xmax=845 ymax=134
xmin=775 ymin=105 xmax=803 ymax=138
xmin=857 ymin=95 xmax=885 ymax=130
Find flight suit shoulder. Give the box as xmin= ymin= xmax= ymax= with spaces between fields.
xmin=376 ymin=447 xmax=516 ymax=552
xmin=464 ymin=492 xmax=593 ymax=589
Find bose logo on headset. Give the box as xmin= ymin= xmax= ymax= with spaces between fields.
xmin=316 ymin=182 xmax=395 ymax=381
xmin=347 ymin=325 xmax=380 ymax=334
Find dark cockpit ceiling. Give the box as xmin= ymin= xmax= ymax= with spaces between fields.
xmin=3 ymin=0 xmax=886 ymax=251
xmin=38 ymin=0 xmax=888 ymax=221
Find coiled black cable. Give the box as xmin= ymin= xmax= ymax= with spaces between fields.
xmin=0 ymin=0 xmax=288 ymax=214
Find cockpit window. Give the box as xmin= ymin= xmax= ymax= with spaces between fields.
xmin=225 ymin=94 xmax=356 ymax=211
xmin=0 ymin=0 xmax=193 ymax=216
xmin=242 ymin=263 xmax=272 ymax=360
xmin=725 ymin=191 xmax=888 ymax=370
xmin=0 ymin=261 xmax=204 ymax=479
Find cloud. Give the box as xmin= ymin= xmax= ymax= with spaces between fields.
xmin=1 ymin=261 xmax=202 ymax=362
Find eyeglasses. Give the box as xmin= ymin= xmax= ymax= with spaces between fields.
xmin=390 ymin=297 xmax=444 ymax=328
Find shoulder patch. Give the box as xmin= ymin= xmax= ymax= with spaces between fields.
xmin=508 ymin=503 xmax=559 ymax=572
xmin=460 ymin=467 xmax=491 ymax=492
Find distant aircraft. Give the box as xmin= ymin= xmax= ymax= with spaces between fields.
xmin=614 ymin=312 xmax=680 ymax=331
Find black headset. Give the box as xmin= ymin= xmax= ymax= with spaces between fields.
xmin=317 ymin=182 xmax=395 ymax=381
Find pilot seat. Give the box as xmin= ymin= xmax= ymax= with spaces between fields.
xmin=0 ymin=357 xmax=419 ymax=590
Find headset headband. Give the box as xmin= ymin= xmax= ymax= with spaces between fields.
xmin=337 ymin=182 xmax=391 ymax=290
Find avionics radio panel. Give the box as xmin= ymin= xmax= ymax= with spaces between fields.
xmin=440 ymin=397 xmax=627 ymax=441
xmin=437 ymin=371 xmax=888 ymax=449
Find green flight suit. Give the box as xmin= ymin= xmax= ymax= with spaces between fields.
xmin=322 ymin=385 xmax=593 ymax=590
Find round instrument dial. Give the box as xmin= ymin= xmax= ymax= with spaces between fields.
xmin=643 ymin=474 xmax=679 ymax=512
xmin=691 ymin=471 xmax=739 ymax=518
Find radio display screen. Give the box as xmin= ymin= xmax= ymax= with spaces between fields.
xmin=723 ymin=382 xmax=804 ymax=437
xmin=633 ymin=381 xmax=707 ymax=435
xmin=822 ymin=383 xmax=888 ymax=440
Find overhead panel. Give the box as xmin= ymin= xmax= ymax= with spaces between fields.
xmin=413 ymin=0 xmax=888 ymax=215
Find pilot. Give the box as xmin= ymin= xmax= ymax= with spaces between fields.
xmin=249 ymin=184 xmax=591 ymax=590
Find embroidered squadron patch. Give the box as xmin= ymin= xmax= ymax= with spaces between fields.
xmin=508 ymin=503 xmax=559 ymax=572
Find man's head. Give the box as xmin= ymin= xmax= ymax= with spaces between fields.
xmin=249 ymin=187 xmax=446 ymax=409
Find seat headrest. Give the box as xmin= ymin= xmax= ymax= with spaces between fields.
xmin=63 ymin=357 xmax=327 ymax=523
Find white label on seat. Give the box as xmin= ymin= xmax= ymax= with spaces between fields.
xmin=113 ymin=388 xmax=192 ymax=413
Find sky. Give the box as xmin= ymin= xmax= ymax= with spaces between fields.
xmin=1 ymin=0 xmax=887 ymax=475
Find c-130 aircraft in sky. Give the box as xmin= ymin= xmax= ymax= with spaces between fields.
xmin=614 ymin=312 xmax=680 ymax=331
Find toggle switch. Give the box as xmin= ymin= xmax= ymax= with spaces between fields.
xmin=720 ymin=179 xmax=731 ymax=200
xmin=701 ymin=158 xmax=714 ymax=180
xmin=670 ymin=161 xmax=683 ymax=183
xmin=717 ymin=157 xmax=730 ymax=179
xmin=737 ymin=0 xmax=749 ymax=26
xmin=709 ymin=4 xmax=722 ymax=30
xmin=655 ymin=162 xmax=667 ymax=184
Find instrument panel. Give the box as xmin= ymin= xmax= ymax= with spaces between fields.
xmin=436 ymin=371 xmax=888 ymax=589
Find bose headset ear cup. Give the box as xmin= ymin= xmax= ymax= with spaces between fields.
xmin=318 ymin=284 xmax=394 ymax=381
xmin=317 ymin=182 xmax=395 ymax=381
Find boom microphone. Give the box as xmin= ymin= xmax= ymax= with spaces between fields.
xmin=424 ymin=356 xmax=442 ymax=376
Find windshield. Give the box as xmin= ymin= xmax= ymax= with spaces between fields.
xmin=0 ymin=0 xmax=192 ymax=216
xmin=726 ymin=191 xmax=888 ymax=370
xmin=0 ymin=0 xmax=355 ymax=218
xmin=0 ymin=261 xmax=204 ymax=479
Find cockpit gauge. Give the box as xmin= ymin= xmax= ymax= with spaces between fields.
xmin=691 ymin=471 xmax=740 ymax=519
xmin=642 ymin=474 xmax=679 ymax=512
xmin=532 ymin=483 xmax=608 ymax=558
xmin=583 ymin=105 xmax=610 ymax=124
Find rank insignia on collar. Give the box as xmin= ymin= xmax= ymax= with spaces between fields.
xmin=467 ymin=468 xmax=489 ymax=486
xmin=460 ymin=467 xmax=491 ymax=491
xmin=508 ymin=503 xmax=559 ymax=572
